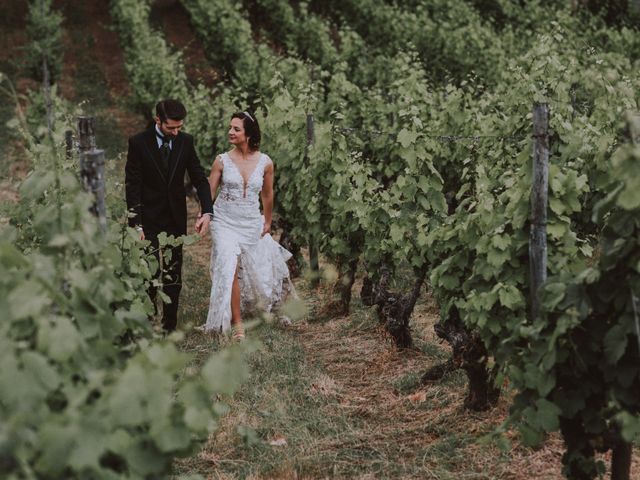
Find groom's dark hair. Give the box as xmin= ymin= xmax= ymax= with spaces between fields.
xmin=156 ymin=99 xmax=187 ymax=122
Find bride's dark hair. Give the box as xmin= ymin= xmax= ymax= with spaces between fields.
xmin=232 ymin=111 xmax=261 ymax=151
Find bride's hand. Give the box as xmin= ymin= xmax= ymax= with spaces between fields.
xmin=195 ymin=213 xmax=211 ymax=236
xmin=261 ymin=222 xmax=271 ymax=238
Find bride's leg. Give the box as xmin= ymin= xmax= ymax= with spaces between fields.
xmin=230 ymin=263 xmax=242 ymax=327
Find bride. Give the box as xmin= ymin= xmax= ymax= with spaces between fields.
xmin=204 ymin=111 xmax=294 ymax=339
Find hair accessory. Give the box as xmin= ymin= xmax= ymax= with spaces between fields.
xmin=243 ymin=111 xmax=255 ymax=122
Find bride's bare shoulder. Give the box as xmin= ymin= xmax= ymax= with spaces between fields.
xmin=212 ymin=154 xmax=224 ymax=170
xmin=261 ymin=152 xmax=274 ymax=166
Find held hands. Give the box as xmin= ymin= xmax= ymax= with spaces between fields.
xmin=195 ymin=213 xmax=211 ymax=236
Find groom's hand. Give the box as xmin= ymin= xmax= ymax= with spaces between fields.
xmin=194 ymin=213 xmax=210 ymax=236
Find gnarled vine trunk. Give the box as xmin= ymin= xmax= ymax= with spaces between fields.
xmin=368 ymin=264 xmax=429 ymax=349
xmin=559 ymin=417 xmax=598 ymax=480
xmin=360 ymin=272 xmax=375 ymax=306
xmin=330 ymin=257 xmax=359 ymax=316
xmin=422 ymin=306 xmax=499 ymax=411
xmin=276 ymin=218 xmax=303 ymax=278
xmin=611 ymin=440 xmax=632 ymax=480
xmin=559 ymin=419 xmax=633 ymax=480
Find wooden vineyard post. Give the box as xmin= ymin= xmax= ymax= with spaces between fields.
xmin=610 ymin=112 xmax=640 ymax=480
xmin=65 ymin=130 xmax=74 ymax=160
xmin=306 ymin=114 xmax=320 ymax=287
xmin=612 ymin=440 xmax=632 ymax=480
xmin=629 ymin=112 xmax=640 ymax=145
xmin=77 ymin=116 xmax=106 ymax=232
xmin=306 ymin=113 xmax=315 ymax=145
xmin=42 ymin=59 xmax=54 ymax=137
xmin=529 ymin=103 xmax=549 ymax=321
xmin=77 ymin=116 xmax=96 ymax=152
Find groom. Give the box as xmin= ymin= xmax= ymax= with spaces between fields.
xmin=125 ymin=99 xmax=213 ymax=332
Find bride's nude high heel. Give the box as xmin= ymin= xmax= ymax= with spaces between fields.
xmin=231 ymin=324 xmax=245 ymax=341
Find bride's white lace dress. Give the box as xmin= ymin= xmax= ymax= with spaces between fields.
xmin=204 ymin=152 xmax=294 ymax=332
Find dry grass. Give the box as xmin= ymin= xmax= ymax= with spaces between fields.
xmin=170 ymin=200 xmax=640 ymax=479
xmin=9 ymin=2 xmax=636 ymax=478
xmin=295 ymin=293 xmax=565 ymax=480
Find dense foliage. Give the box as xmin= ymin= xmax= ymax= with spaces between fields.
xmin=24 ymin=0 xmax=63 ymax=83
xmin=84 ymin=0 xmax=640 ymax=477
xmin=1 ymin=55 xmax=250 ymax=480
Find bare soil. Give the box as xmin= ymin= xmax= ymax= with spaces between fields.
xmin=150 ymin=0 xmax=221 ymax=88
xmin=55 ymin=0 xmax=141 ymax=138
xmin=0 ymin=0 xmax=32 ymax=198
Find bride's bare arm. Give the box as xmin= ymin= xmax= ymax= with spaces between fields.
xmin=261 ymin=158 xmax=274 ymax=236
xmin=195 ymin=155 xmax=223 ymax=235
xmin=209 ymin=155 xmax=223 ymax=199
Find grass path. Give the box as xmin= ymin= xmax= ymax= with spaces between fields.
xmin=56 ymin=0 xmax=140 ymax=156
xmin=149 ymin=0 xmax=220 ymax=89
xmin=5 ymin=3 xmax=638 ymax=473
xmin=174 ymin=199 xmax=572 ymax=479
xmin=0 ymin=0 xmax=30 ymax=200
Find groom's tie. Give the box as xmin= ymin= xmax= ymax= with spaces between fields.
xmin=157 ymin=134 xmax=171 ymax=172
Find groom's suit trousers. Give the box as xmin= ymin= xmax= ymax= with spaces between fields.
xmin=146 ymin=229 xmax=183 ymax=332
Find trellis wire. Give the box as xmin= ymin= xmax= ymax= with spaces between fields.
xmin=631 ymin=289 xmax=640 ymax=354
xmin=335 ymin=125 xmax=527 ymax=143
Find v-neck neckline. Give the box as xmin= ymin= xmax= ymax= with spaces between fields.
xmin=226 ymin=152 xmax=262 ymax=197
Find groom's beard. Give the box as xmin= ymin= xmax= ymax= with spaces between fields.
xmin=164 ymin=133 xmax=176 ymax=141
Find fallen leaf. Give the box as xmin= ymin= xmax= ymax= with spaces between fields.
xmin=268 ymin=436 xmax=288 ymax=447
xmin=198 ymin=451 xmax=219 ymax=465
xmin=407 ymin=391 xmax=427 ymax=405
xmin=309 ymin=374 xmax=338 ymax=398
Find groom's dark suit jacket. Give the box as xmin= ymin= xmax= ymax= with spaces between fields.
xmin=125 ymin=126 xmax=213 ymax=235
